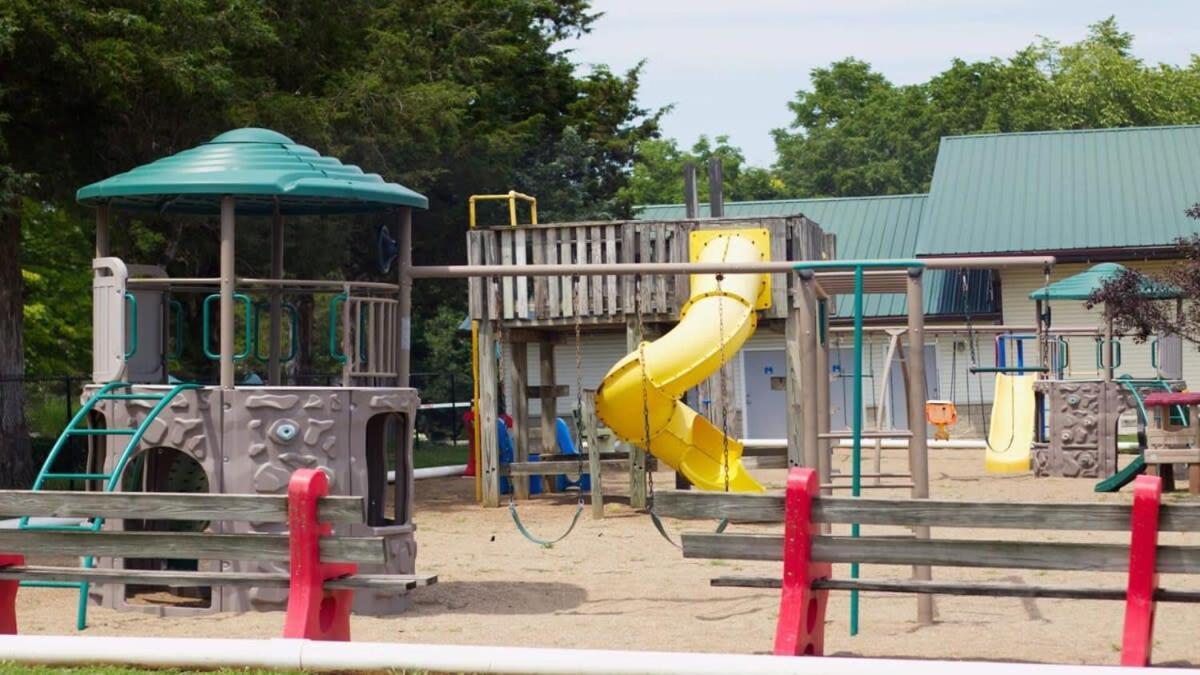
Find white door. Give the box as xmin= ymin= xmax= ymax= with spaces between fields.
xmin=742 ymin=350 xmax=788 ymax=440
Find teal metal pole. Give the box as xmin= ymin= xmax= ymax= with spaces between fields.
xmin=850 ymin=265 xmax=863 ymax=636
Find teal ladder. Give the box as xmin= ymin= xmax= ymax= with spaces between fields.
xmin=19 ymin=381 xmax=201 ymax=630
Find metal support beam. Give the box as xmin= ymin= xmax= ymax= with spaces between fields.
xmin=268 ymin=205 xmax=284 ymax=385
xmin=397 ymin=208 xmax=413 ymax=387
xmin=219 ymin=196 xmax=236 ymax=390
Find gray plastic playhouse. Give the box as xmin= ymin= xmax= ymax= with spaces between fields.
xmin=34 ymin=129 xmax=425 ymax=617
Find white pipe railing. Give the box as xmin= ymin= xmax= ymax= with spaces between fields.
xmin=0 ymin=636 xmax=1168 ymax=674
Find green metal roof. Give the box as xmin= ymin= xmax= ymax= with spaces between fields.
xmin=919 ymin=125 xmax=1200 ymax=256
xmin=77 ymin=128 xmax=428 ymax=215
xmin=636 ymin=195 xmax=997 ymax=318
xmin=1029 ymin=262 xmax=1181 ymax=301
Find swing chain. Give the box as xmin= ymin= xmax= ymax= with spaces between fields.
xmin=715 ymin=235 xmax=732 ymax=493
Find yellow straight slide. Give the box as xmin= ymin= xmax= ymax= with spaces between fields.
xmin=985 ymin=373 xmax=1036 ymax=473
xmin=595 ymin=230 xmax=769 ymax=493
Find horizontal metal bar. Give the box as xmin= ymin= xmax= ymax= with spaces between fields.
xmin=127 ymin=277 xmax=399 ymax=291
xmin=409 ymin=256 xmax=1056 ymax=279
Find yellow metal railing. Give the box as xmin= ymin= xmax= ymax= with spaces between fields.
xmin=469 ymin=191 xmax=536 ymax=502
xmin=468 ymin=191 xmax=538 ymax=229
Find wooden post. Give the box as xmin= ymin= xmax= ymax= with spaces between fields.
xmin=905 ymin=268 xmax=933 ymax=625
xmin=626 ymin=320 xmax=648 ymax=509
xmin=707 ymin=158 xmax=724 ymax=218
xmin=510 ymin=341 xmax=530 ymax=499
xmin=791 ymin=275 xmax=818 ymax=469
xmin=219 ymin=196 xmax=236 ymax=390
xmin=539 ymin=343 xmax=557 ymax=454
xmin=815 ymin=298 xmax=832 ymax=495
xmin=268 ymin=205 xmax=284 ymax=386
xmin=582 ymin=389 xmax=605 ymax=519
xmin=478 ymin=320 xmax=501 ymax=507
xmin=684 ymin=163 xmax=699 ymax=219
xmin=397 ymin=208 xmax=413 ymax=387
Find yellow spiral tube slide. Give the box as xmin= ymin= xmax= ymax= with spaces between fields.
xmin=594 ymin=230 xmax=769 ymax=493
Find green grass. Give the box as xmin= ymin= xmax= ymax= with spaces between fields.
xmin=412 ymin=442 xmax=468 ymax=469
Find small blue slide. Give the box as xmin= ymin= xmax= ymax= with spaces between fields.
xmin=554 ymin=417 xmax=591 ymax=492
xmin=499 ymin=421 xmax=542 ymax=495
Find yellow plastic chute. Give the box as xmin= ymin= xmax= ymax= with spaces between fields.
xmin=594 ymin=230 xmax=769 ymax=493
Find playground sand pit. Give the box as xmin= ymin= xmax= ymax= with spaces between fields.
xmin=16 ymin=448 xmax=1200 ymax=667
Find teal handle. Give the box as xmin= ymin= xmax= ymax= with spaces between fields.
xmin=253 ymin=301 xmax=299 ymax=363
xmin=124 ymin=293 xmax=138 ymax=359
xmin=329 ymin=293 xmax=348 ymax=363
xmin=1057 ymin=337 xmax=1070 ymax=371
xmin=167 ymin=299 xmax=184 ymax=360
xmin=1095 ymin=338 xmax=1122 ymax=370
xmin=1151 ymin=339 xmax=1158 ymax=369
xmin=202 ymin=293 xmax=253 ymax=361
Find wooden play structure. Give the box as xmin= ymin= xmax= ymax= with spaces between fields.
xmin=0 ymin=469 xmax=436 ymax=639
xmin=657 ymin=466 xmax=1200 ymax=667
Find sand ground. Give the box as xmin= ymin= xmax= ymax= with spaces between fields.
xmin=16 ymin=448 xmax=1200 ymax=667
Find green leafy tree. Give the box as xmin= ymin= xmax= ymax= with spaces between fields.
xmin=0 ymin=0 xmax=661 ymax=485
xmin=622 ymin=135 xmax=785 ymax=207
xmin=773 ymin=17 xmax=1200 ymax=197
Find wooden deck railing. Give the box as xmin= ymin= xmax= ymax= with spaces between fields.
xmin=466 ymin=216 xmax=832 ymax=326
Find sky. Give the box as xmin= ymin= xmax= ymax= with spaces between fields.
xmin=567 ymin=0 xmax=1200 ymax=167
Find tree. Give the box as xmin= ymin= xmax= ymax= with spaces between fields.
xmin=773 ymin=17 xmax=1200 ymax=198
xmin=621 ymin=135 xmax=786 ymax=207
xmin=0 ymin=0 xmax=661 ymax=484
xmin=1090 ymin=225 xmax=1200 ymax=350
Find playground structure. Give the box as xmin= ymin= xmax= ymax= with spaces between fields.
xmin=1026 ymin=264 xmax=1191 ymax=485
xmin=23 ymin=129 xmax=429 ymax=627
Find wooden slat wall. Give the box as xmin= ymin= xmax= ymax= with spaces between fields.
xmin=531 ymin=229 xmax=547 ymax=318
xmin=545 ymin=227 xmax=560 ymax=319
xmin=589 ymin=225 xmax=603 ymax=314
xmin=465 ymin=216 xmax=834 ymax=323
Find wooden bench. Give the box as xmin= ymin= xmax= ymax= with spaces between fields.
xmin=656 ymin=467 xmax=1200 ymax=667
xmin=0 ymin=468 xmax=435 ymax=640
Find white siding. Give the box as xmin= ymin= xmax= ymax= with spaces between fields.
xmin=503 ymin=332 xmax=628 ymax=418
xmin=1000 ymin=261 xmax=1199 ymax=386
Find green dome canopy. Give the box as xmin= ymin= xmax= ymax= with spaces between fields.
xmin=76 ymin=128 xmax=428 ymax=215
xmin=1029 ymin=262 xmax=1181 ymax=301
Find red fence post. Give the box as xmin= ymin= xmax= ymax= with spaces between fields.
xmin=0 ymin=554 xmax=23 ymax=634
xmin=283 ymin=469 xmax=357 ymax=641
xmin=1121 ymin=474 xmax=1162 ymax=667
xmin=773 ymin=467 xmax=830 ymax=656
